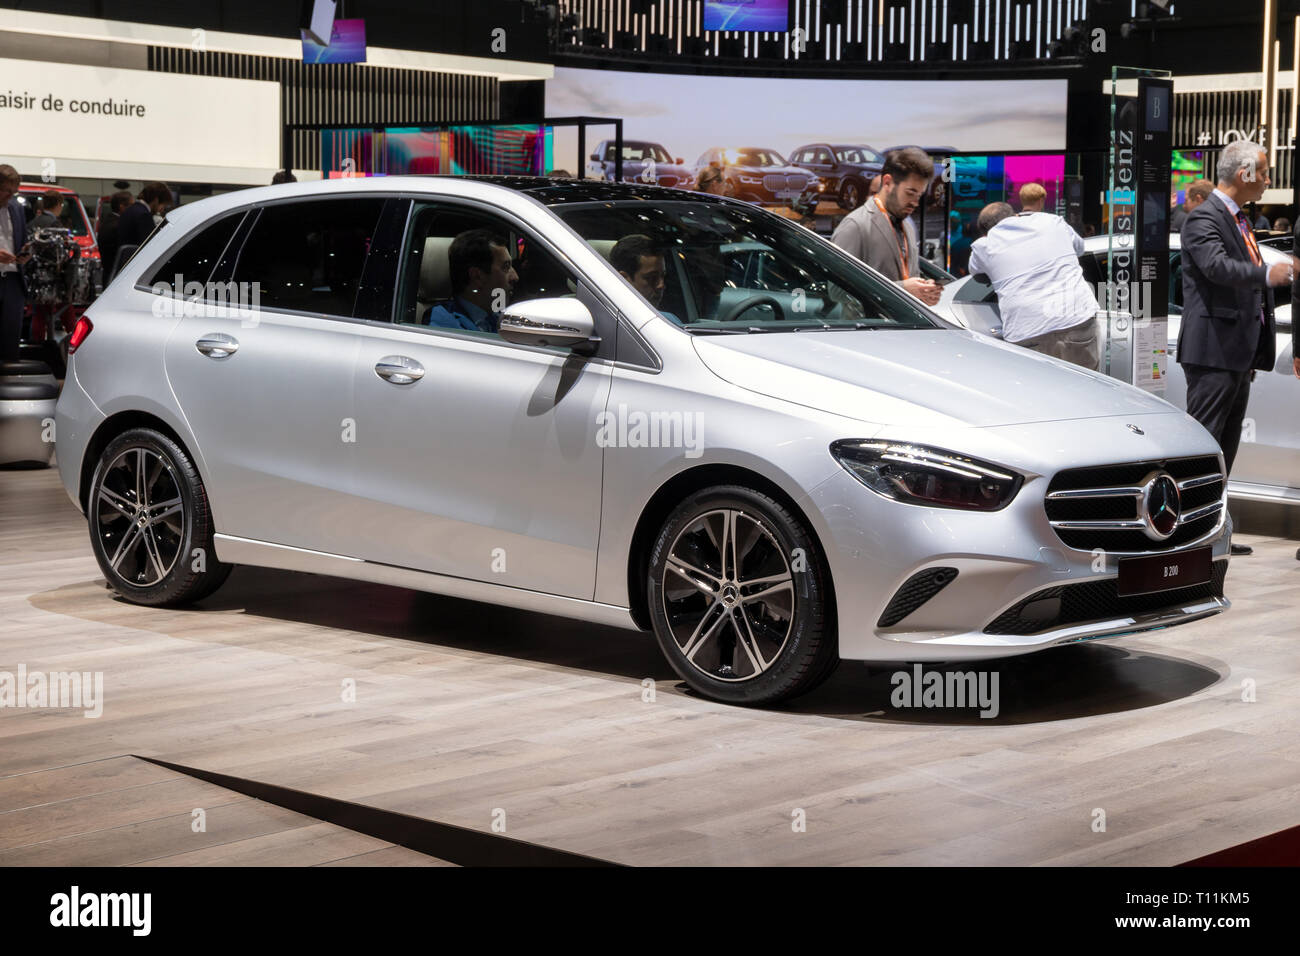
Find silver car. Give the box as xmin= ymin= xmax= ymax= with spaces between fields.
xmin=936 ymin=233 xmax=1300 ymax=506
xmin=55 ymin=178 xmax=1231 ymax=706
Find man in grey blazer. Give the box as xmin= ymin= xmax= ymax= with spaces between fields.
xmin=1178 ymin=139 xmax=1298 ymax=555
xmin=832 ymin=147 xmax=941 ymax=306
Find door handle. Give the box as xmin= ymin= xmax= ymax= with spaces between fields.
xmin=195 ymin=334 xmax=239 ymax=359
xmin=374 ymin=355 xmax=425 ymax=385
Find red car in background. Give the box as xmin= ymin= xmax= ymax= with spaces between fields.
xmin=14 ymin=183 xmax=101 ymax=374
xmin=15 ymin=183 xmax=100 ymax=263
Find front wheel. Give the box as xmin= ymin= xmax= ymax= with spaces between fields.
xmin=647 ymin=486 xmax=838 ymax=705
xmin=87 ymin=427 xmax=232 ymax=606
xmin=839 ymin=178 xmax=865 ymax=210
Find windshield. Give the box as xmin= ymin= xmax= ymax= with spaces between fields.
xmin=607 ymin=142 xmax=673 ymax=164
xmin=556 ymin=200 xmax=942 ymax=332
xmin=834 ymin=147 xmax=882 ymax=165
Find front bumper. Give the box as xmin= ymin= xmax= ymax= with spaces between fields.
xmin=805 ymin=454 xmax=1231 ymax=663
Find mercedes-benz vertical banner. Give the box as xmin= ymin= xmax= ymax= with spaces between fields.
xmin=1134 ymin=77 xmax=1173 ymax=394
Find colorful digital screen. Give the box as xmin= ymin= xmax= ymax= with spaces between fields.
xmin=1171 ymin=149 xmax=1206 ymax=201
xmin=703 ymin=0 xmax=790 ymax=31
xmin=302 ymin=18 xmax=366 ymax=64
xmin=321 ymin=125 xmax=546 ymax=178
xmin=946 ymin=154 xmax=1067 ymax=276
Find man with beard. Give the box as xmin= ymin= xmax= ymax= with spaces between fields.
xmin=831 ymin=146 xmax=940 ymax=306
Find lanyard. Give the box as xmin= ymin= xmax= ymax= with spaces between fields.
xmin=1234 ymin=214 xmax=1263 ymax=266
xmin=874 ymin=195 xmax=909 ymax=280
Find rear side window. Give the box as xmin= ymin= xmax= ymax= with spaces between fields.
xmin=231 ymin=198 xmax=385 ymax=317
xmin=145 ymin=212 xmax=243 ymax=290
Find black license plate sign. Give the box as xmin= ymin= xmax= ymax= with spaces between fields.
xmin=1117 ymin=547 xmax=1213 ymax=597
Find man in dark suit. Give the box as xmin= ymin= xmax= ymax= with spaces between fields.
xmin=116 ymin=182 xmax=172 ymax=251
xmin=0 ymin=164 xmax=29 ymax=363
xmin=1179 ymin=140 xmax=1298 ymax=555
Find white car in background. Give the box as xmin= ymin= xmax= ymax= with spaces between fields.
xmin=934 ymin=233 xmax=1300 ymax=506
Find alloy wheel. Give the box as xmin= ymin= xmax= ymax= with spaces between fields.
xmin=660 ymin=508 xmax=795 ymax=682
xmin=93 ymin=446 xmax=186 ymax=588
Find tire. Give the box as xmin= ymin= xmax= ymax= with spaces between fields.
xmin=647 ymin=485 xmax=838 ymax=706
xmin=86 ymin=427 xmax=232 ymax=606
xmin=839 ymin=178 xmax=865 ymax=211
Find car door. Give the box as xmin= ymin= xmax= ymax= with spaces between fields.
xmin=345 ymin=198 xmax=613 ymax=599
xmin=163 ymin=195 xmax=398 ymax=556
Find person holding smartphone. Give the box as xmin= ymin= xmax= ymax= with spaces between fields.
xmin=831 ymin=147 xmax=941 ymax=306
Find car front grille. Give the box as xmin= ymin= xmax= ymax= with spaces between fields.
xmin=984 ymin=559 xmax=1228 ymax=636
xmin=1043 ymin=455 xmax=1224 ymax=553
xmin=763 ymin=174 xmax=804 ymax=193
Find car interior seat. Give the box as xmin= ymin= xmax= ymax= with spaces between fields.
xmin=416 ymin=235 xmax=455 ymax=324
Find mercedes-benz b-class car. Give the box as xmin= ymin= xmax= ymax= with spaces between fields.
xmin=55 ymin=177 xmax=1232 ymax=706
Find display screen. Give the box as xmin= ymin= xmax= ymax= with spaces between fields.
xmin=703 ymin=0 xmax=791 ymax=31
xmin=546 ymin=67 xmax=1068 ymax=167
xmin=302 ymin=18 xmax=366 ymax=64
xmin=321 ymin=125 xmax=546 ymax=177
xmin=1171 ymin=149 xmax=1206 ymax=201
xmin=945 ymin=154 xmax=1067 ymax=276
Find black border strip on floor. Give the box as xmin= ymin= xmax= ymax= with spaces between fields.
xmin=1179 ymin=822 xmax=1300 ymax=866
xmin=135 ymin=755 xmax=622 ymax=867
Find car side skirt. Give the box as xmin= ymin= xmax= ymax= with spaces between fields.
xmin=213 ymin=534 xmax=643 ymax=632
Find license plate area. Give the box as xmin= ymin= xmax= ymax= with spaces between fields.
xmin=1117 ymin=547 xmax=1213 ymax=597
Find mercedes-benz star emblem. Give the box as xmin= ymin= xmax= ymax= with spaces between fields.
xmin=1127 ymin=424 xmax=1145 ymax=435
xmin=1140 ymin=471 xmax=1181 ymax=541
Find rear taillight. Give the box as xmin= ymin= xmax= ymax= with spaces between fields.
xmin=68 ymin=316 xmax=93 ymax=354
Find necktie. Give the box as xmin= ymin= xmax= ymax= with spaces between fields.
xmin=1234 ymin=210 xmax=1267 ymax=325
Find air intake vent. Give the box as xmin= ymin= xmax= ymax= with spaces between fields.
xmin=878 ymin=567 xmax=959 ymax=628
xmin=984 ymin=560 xmax=1228 ymax=635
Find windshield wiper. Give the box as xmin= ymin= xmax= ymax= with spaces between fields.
xmin=683 ymin=326 xmax=776 ymax=334
xmin=790 ymin=322 xmax=879 ymax=331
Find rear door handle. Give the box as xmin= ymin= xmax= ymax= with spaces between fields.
xmin=374 ymin=355 xmax=425 ymax=385
xmin=195 ymin=334 xmax=239 ymax=359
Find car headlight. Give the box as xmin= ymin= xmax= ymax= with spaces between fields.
xmin=738 ymin=174 xmax=761 ymax=184
xmin=830 ymin=440 xmax=1023 ymax=511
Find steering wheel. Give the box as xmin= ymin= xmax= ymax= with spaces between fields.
xmin=716 ymin=294 xmax=786 ymax=325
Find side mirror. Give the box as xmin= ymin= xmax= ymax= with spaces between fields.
xmin=676 ymin=157 xmax=684 ymax=165
xmin=499 ymin=297 xmax=598 ymax=351
xmin=589 ymin=153 xmax=600 ymax=161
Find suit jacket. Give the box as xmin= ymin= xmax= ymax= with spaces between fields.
xmin=1177 ymin=193 xmax=1276 ymax=372
xmin=831 ymin=196 xmax=919 ymax=283
xmin=117 ymin=201 xmax=157 ymax=249
xmin=1169 ymin=204 xmax=1187 ymax=233
xmin=3 ymin=199 xmax=26 ymax=293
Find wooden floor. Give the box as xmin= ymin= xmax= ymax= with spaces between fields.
xmin=2 ymin=461 xmax=1298 ymax=866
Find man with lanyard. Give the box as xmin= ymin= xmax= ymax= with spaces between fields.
xmin=1179 ymin=139 xmax=1300 ymax=556
xmin=832 ymin=146 xmax=941 ymax=306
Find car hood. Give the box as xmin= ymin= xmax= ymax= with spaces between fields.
xmin=735 ymin=164 xmax=813 ymax=178
xmin=693 ymin=327 xmax=1176 ymax=428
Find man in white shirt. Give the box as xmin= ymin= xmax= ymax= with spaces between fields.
xmin=967 ymin=201 xmax=1100 ymax=370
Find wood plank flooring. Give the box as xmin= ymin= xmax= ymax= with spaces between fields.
xmin=2 ymin=462 xmax=1297 ymax=865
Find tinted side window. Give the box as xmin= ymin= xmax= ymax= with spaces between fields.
xmin=232 ymin=198 xmax=384 ymax=317
xmin=145 ymin=212 xmax=243 ymax=289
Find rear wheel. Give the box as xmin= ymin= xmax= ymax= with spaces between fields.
xmin=647 ymin=486 xmax=838 ymax=705
xmin=87 ymin=428 xmax=231 ymax=606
